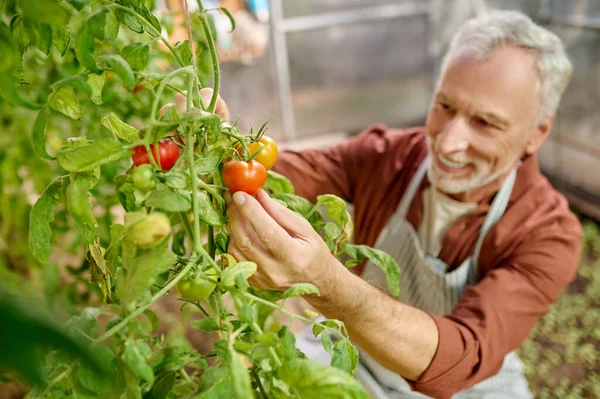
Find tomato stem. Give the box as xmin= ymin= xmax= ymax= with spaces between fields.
xmin=197 ymin=1 xmax=220 ymax=113
xmin=92 ymin=259 xmax=197 ymax=344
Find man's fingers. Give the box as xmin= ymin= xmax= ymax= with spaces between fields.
xmin=232 ymin=192 xmax=292 ymax=255
xmin=200 ymin=88 xmax=230 ymax=121
xmin=227 ymin=201 xmax=271 ymax=259
xmin=256 ymin=190 xmax=314 ymax=238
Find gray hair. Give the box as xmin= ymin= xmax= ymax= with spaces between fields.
xmin=440 ymin=10 xmax=573 ymax=123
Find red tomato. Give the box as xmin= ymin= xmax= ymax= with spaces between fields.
xmin=131 ymin=139 xmax=180 ymax=171
xmin=222 ymin=160 xmax=267 ymax=196
xmin=236 ymin=135 xmax=278 ymax=170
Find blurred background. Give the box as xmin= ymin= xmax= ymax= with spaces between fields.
xmin=195 ymin=0 xmax=600 ymax=397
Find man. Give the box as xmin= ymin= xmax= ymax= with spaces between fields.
xmin=224 ymin=10 xmax=582 ymax=399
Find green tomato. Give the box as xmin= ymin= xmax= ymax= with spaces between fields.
xmin=132 ymin=164 xmax=156 ymax=190
xmin=126 ymin=212 xmax=171 ymax=247
xmin=176 ymin=268 xmax=218 ymax=302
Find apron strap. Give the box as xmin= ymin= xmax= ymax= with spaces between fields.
xmin=470 ymin=167 xmax=517 ymax=281
xmin=398 ymin=156 xmax=430 ymax=218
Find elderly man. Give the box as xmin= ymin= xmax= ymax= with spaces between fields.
xmin=224 ymin=10 xmax=582 ymax=399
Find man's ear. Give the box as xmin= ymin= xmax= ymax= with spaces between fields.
xmin=525 ymin=113 xmax=555 ymax=155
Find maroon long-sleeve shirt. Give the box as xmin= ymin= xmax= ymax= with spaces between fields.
xmin=273 ymin=124 xmax=582 ymax=398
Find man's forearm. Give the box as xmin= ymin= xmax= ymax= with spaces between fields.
xmin=305 ymin=258 xmax=439 ymax=381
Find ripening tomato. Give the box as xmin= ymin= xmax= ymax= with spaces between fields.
xmin=222 ymin=160 xmax=267 ymax=196
xmin=131 ymin=139 xmax=180 ymax=171
xmin=132 ymin=164 xmax=156 ymax=190
xmin=176 ymin=268 xmax=218 ymax=302
xmin=236 ymin=135 xmax=278 ymax=170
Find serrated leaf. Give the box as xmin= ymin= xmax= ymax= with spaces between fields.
xmin=136 ymin=4 xmax=161 ymax=35
xmin=195 ymin=147 xmax=225 ymax=175
xmin=190 ymin=317 xmax=220 ymax=333
xmin=196 ymin=372 xmax=233 ymax=399
xmin=51 ymin=24 xmax=71 ymax=56
xmin=49 ymin=87 xmax=82 ymax=120
xmin=105 ymin=8 xmax=120 ymax=40
xmin=118 ymin=9 xmax=144 ymax=34
xmin=101 ymin=112 xmax=139 ymax=142
xmin=278 ymin=359 xmax=368 ymax=398
xmin=277 ymin=326 xmax=296 ymax=361
xmin=121 ymin=42 xmax=149 ymax=71
xmin=196 ymin=191 xmax=226 ymax=226
xmin=101 ymin=54 xmax=135 ymax=91
xmin=75 ymin=24 xmax=100 ymax=73
xmin=58 ymin=138 xmax=131 ymax=172
xmin=21 ymin=0 xmax=69 ymax=25
xmin=173 ymin=40 xmax=192 ymax=66
xmin=32 ymin=107 xmax=55 ymax=160
xmin=331 ymin=340 xmax=359 ymax=376
xmin=34 ymin=23 xmax=53 ymax=55
xmin=282 ymin=283 xmax=320 ymax=299
xmin=218 ymin=7 xmax=236 ymax=32
xmin=165 ymin=171 xmax=188 ymax=189
xmin=67 ymin=171 xmax=99 ymax=244
xmin=229 ymin=347 xmax=252 ymax=399
xmin=321 ymin=331 xmax=333 ymax=356
xmin=316 ymin=194 xmax=353 ymax=251
xmin=145 ymin=370 xmax=176 ymax=399
xmin=220 ymin=261 xmax=256 ymax=287
xmin=342 ymin=244 xmax=401 ymax=298
xmin=87 ymin=72 xmax=106 ymax=105
xmin=238 ymin=304 xmax=256 ymax=325
xmin=312 ymin=320 xmax=345 ymax=337
xmin=28 ymin=176 xmax=64 ymax=263
xmin=115 ymin=173 xmax=137 ymax=212
xmin=145 ymin=189 xmax=191 ymax=212
xmin=86 ymin=241 xmax=111 ymax=302
xmin=264 ymin=170 xmax=295 ymax=194
xmin=122 ymin=340 xmax=154 ymax=384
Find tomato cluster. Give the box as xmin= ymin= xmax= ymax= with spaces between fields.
xmin=131 ymin=139 xmax=180 ymax=171
xmin=225 ymin=135 xmax=278 ymax=195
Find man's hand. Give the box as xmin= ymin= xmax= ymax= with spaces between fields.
xmin=226 ymin=190 xmax=343 ymax=292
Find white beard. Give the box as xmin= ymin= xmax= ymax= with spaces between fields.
xmin=426 ymin=136 xmax=518 ymax=194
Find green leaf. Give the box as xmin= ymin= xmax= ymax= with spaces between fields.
xmin=49 ymin=87 xmax=82 ymax=120
xmin=122 ymin=340 xmax=155 ymax=385
xmin=282 ymin=283 xmax=320 ymax=299
xmin=87 ymin=72 xmax=106 ymax=105
xmin=173 ymin=40 xmax=192 ymax=66
xmin=89 ymin=8 xmax=107 ymax=40
xmin=278 ymin=359 xmax=368 ymax=399
xmin=32 ymin=107 xmax=55 ymax=160
xmin=238 ymin=304 xmax=256 ymax=325
xmin=136 ymin=4 xmax=161 ymax=35
xmin=78 ymin=364 xmax=113 ymax=394
xmin=67 ymin=172 xmax=99 ymax=244
xmin=218 ymin=7 xmax=236 ymax=32
xmin=323 ymin=222 xmax=342 ymax=242
xmin=58 ymin=138 xmax=131 ymax=172
xmin=195 ymin=147 xmax=225 ymax=175
xmin=190 ymin=317 xmax=220 ymax=333
xmin=145 ymin=189 xmax=191 ymax=212
xmin=342 ymin=244 xmax=401 ymax=298
xmin=51 ymin=24 xmax=71 ymax=56
xmin=121 ymin=42 xmax=149 ymax=71
xmin=66 ymin=0 xmax=91 ymax=11
xmin=34 ymin=23 xmax=53 ymax=55
xmin=143 ymin=309 xmax=159 ymax=333
xmin=146 ymin=370 xmax=176 ymax=399
xmin=165 ymin=171 xmax=189 ymax=190
xmin=196 ymin=191 xmax=226 ymax=226
xmin=117 ymin=243 xmax=177 ymax=304
xmin=264 ymin=170 xmax=295 ymax=194
xmin=331 ymin=340 xmax=359 ymax=376
xmin=21 ymin=0 xmax=70 ymax=25
xmin=105 ymin=9 xmax=120 ymax=40
xmin=229 ymin=346 xmax=253 ymax=399
xmin=28 ymin=176 xmax=65 ymax=264
xmin=75 ymin=24 xmax=100 ymax=73
xmin=117 ymin=9 xmax=144 ymax=34
xmin=101 ymin=54 xmax=135 ymax=91
xmin=115 ymin=173 xmax=137 ymax=212
xmin=277 ymin=326 xmax=296 ymax=361
xmin=101 ymin=112 xmax=139 ymax=142
xmin=312 ymin=320 xmax=345 ymax=337
xmin=316 ymin=194 xmax=353 ymax=248
xmin=87 ymin=242 xmax=111 ymax=302
xmin=0 ymin=73 xmax=43 ymax=109
xmin=271 ymin=193 xmax=313 ymax=216
xmin=196 ymin=372 xmax=234 ymax=399
xmin=321 ymin=331 xmax=333 ymax=356
xmin=220 ymin=261 xmax=256 ymax=287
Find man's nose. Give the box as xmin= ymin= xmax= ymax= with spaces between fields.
xmin=436 ymin=117 xmax=471 ymax=154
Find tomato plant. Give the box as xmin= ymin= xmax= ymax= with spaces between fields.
xmin=0 ymin=1 xmax=401 ymax=398
xmin=131 ymin=139 xmax=180 ymax=170
xmin=223 ymin=160 xmax=268 ymax=196
xmin=176 ymin=267 xmax=218 ymax=302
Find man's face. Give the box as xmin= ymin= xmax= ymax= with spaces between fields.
xmin=425 ymin=45 xmax=546 ymax=197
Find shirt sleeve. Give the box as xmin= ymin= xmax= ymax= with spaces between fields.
xmin=412 ymin=222 xmax=582 ymax=398
xmin=271 ymin=124 xmax=391 ymax=204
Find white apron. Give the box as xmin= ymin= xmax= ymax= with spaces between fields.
xmin=297 ymin=157 xmax=532 ymax=399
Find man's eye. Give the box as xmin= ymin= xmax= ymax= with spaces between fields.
xmin=475 ymin=117 xmax=492 ymax=127
xmin=439 ymin=102 xmax=453 ymax=112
